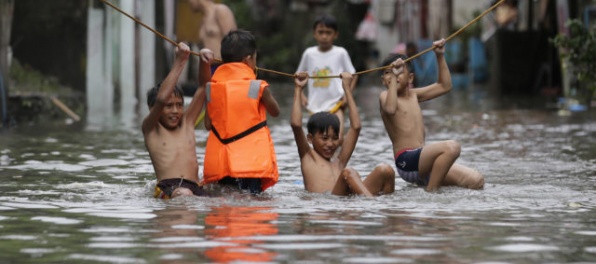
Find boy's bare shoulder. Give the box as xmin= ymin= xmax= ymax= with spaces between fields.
xmin=300 ymin=149 xmax=335 ymax=172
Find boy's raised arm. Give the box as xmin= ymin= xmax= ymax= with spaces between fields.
xmin=185 ymin=48 xmax=214 ymax=125
xmin=337 ymin=72 xmax=360 ymax=168
xmin=379 ymin=59 xmax=404 ymax=115
xmin=142 ymin=42 xmax=190 ymax=134
xmin=291 ymin=72 xmax=310 ymax=159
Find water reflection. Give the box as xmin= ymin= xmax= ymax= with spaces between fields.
xmin=0 ymin=81 xmax=595 ymax=262
xmin=151 ymin=206 xmax=207 ymax=262
xmin=149 ymin=204 xmax=279 ymax=263
xmin=204 ymin=206 xmax=278 ymax=262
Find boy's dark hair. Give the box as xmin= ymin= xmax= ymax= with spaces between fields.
xmin=380 ymin=53 xmax=413 ymax=75
xmin=221 ymin=29 xmax=257 ymax=63
xmin=313 ymin=14 xmax=338 ymax=31
xmin=307 ymin=112 xmax=340 ymax=135
xmin=146 ymin=82 xmax=184 ymax=108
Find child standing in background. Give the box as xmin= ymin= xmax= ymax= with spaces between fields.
xmin=296 ymin=14 xmax=358 ymax=142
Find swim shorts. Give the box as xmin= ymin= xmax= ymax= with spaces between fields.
xmin=394 ymin=148 xmax=429 ymax=186
xmin=154 ymin=178 xmax=207 ymax=199
xmin=218 ymin=176 xmax=262 ymax=194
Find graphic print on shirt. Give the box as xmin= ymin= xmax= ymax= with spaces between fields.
xmin=312 ymin=67 xmax=332 ymax=88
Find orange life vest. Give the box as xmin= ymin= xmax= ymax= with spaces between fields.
xmin=202 ymin=63 xmax=278 ymax=191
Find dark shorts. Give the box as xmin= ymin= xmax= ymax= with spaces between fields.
xmin=211 ymin=64 xmax=220 ymax=74
xmin=395 ymin=148 xmax=429 ymax=186
xmin=155 ymin=178 xmax=207 ymax=199
xmin=218 ymin=176 xmax=262 ymax=194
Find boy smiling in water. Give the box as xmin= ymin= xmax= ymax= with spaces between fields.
xmin=291 ymin=72 xmax=395 ymax=197
xmin=142 ymin=42 xmax=213 ymax=198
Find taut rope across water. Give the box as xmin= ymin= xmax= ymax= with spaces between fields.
xmin=100 ymin=0 xmax=504 ymax=79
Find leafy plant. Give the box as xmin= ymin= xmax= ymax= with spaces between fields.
xmin=551 ymin=19 xmax=596 ymax=105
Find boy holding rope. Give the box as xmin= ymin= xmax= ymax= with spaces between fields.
xmin=379 ymin=38 xmax=484 ymax=192
xmin=292 ymin=71 xmax=395 ymax=197
xmin=202 ymin=30 xmax=281 ymax=194
xmin=142 ymin=43 xmax=214 ymax=199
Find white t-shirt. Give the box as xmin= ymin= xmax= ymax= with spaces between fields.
xmin=296 ymin=46 xmax=356 ymax=113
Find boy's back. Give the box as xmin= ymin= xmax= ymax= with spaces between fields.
xmin=202 ymin=30 xmax=281 ymax=193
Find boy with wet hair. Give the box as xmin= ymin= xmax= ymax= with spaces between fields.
xmin=291 ymin=72 xmax=395 ymax=197
xmin=142 ymin=42 xmax=214 ymax=199
xmin=296 ymin=14 xmax=358 ymax=143
xmin=202 ymin=29 xmax=281 ymax=194
xmin=379 ymin=38 xmax=485 ymax=192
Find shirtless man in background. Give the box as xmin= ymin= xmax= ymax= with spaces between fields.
xmin=188 ymin=0 xmax=237 ymax=61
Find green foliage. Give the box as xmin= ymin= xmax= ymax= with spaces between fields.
xmin=9 ymin=59 xmax=64 ymax=94
xmin=551 ymin=19 xmax=596 ymax=95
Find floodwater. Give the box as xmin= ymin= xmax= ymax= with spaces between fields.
xmin=0 ymin=80 xmax=595 ymax=263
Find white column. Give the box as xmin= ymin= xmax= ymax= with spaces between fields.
xmin=138 ymin=0 xmax=155 ymax=118
xmin=119 ymin=0 xmax=136 ymax=125
xmin=86 ymin=0 xmax=111 ymax=126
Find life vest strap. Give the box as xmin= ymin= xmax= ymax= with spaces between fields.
xmin=211 ymin=120 xmax=267 ymax=145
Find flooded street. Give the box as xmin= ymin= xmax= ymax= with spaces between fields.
xmin=0 ymin=81 xmax=595 ymax=263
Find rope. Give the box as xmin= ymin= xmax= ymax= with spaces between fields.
xmin=100 ymin=0 xmax=203 ymax=58
xmin=351 ymin=0 xmax=506 ymax=78
xmin=100 ymin=0 xmax=291 ymax=77
xmin=101 ymin=0 xmax=504 ymax=79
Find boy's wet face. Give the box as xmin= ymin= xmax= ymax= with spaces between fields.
xmin=313 ymin=24 xmax=337 ymax=51
xmin=159 ymin=94 xmax=184 ymax=129
xmin=310 ymin=127 xmax=340 ymax=160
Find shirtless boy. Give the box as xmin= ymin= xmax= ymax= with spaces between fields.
xmin=142 ymin=43 xmax=214 ymax=198
xmin=379 ymin=38 xmax=485 ymax=192
xmin=291 ymin=72 xmax=395 ymax=197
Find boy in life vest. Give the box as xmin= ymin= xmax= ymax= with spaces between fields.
xmin=379 ymin=39 xmax=484 ymax=192
xmin=291 ymin=71 xmax=395 ymax=197
xmin=202 ymin=30 xmax=281 ymax=194
xmin=296 ymin=14 xmax=358 ymax=143
xmin=142 ymin=42 xmax=214 ymax=199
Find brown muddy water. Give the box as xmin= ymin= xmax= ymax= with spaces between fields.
xmin=0 ymin=81 xmax=595 ymax=263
